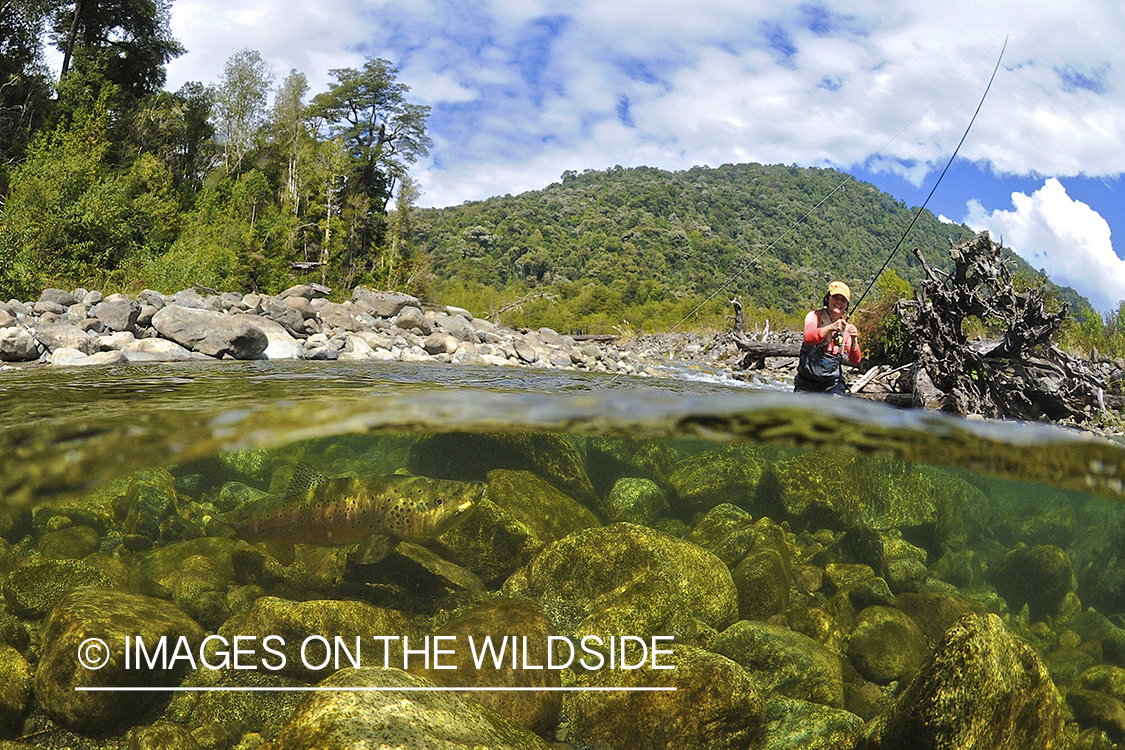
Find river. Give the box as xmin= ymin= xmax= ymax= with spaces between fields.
xmin=3 ymin=359 xmax=1124 ymax=747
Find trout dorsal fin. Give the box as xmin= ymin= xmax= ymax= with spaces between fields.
xmin=285 ymin=462 xmax=329 ymax=498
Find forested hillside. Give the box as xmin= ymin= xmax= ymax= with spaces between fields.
xmin=413 ymin=163 xmax=1091 ymax=333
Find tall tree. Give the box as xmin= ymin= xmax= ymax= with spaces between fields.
xmin=133 ymin=80 xmax=215 ymax=188
xmin=269 ymin=69 xmax=309 ymax=211
xmin=214 ymin=48 xmax=272 ymax=175
xmin=310 ymin=57 xmax=431 ymax=212
xmin=52 ymin=0 xmax=183 ymax=98
xmin=0 ymin=0 xmax=54 ymax=182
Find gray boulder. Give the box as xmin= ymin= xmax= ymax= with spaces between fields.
xmin=0 ymin=327 xmax=40 ymax=361
xmin=93 ymin=296 xmax=141 ymax=332
xmin=39 ymin=288 xmax=79 ymax=307
xmin=152 ymin=305 xmax=268 ymax=359
xmin=352 ymin=287 xmax=420 ymax=318
xmin=234 ymin=315 xmax=302 ymax=360
xmin=34 ymin=321 xmax=96 ymax=354
xmin=319 ymin=301 xmax=358 ymax=330
xmin=121 ymin=337 xmax=199 ymax=362
xmin=392 ymin=305 xmax=431 ymax=334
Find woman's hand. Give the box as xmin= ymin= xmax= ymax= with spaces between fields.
xmin=844 ymin=323 xmax=858 ymax=338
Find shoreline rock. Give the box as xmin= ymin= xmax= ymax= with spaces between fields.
xmin=0 ymin=285 xmax=678 ymax=380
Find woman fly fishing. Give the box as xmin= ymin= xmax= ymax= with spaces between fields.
xmin=794 ymin=281 xmax=861 ymax=395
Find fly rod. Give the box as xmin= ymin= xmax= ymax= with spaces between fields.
xmin=850 ymin=35 xmax=1008 ymax=313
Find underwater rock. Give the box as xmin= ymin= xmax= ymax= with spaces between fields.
xmin=846 ymin=606 xmax=928 ymax=685
xmin=125 ymin=721 xmax=201 ymax=750
xmin=420 ymin=598 xmax=561 ymax=734
xmin=712 ymin=620 xmax=845 ymax=708
xmin=35 ymin=588 xmax=205 ymax=735
xmin=666 ymin=444 xmax=770 ymax=515
xmin=603 ymin=477 xmax=669 ymax=525
xmin=685 ymin=503 xmax=758 ymax=568
xmin=987 ymin=544 xmax=1075 ymax=620
xmin=585 ymin=436 xmax=676 ymax=498
xmin=1069 ymin=610 xmax=1125 ymax=668
xmin=429 ymin=497 xmax=542 ymax=585
xmin=483 ymin=469 xmax=601 ymax=544
xmin=0 ymin=645 xmax=31 ymax=738
xmin=775 ymin=453 xmax=986 ymax=554
xmin=753 ymin=695 xmax=865 ymax=750
xmin=731 ymin=548 xmax=789 ymax=621
xmin=502 ymin=523 xmax=737 ymax=641
xmin=122 ymin=468 xmax=178 ymax=540
xmin=860 ymin=613 xmax=1065 ymax=750
xmin=894 ymin=591 xmax=981 ymax=643
xmin=220 ymin=596 xmax=415 ymax=682
xmin=162 ymin=668 xmax=306 ymax=743
xmin=3 ymin=557 xmax=114 ymax=616
xmin=1076 ymin=665 xmax=1125 ymax=703
xmin=1067 ymin=689 xmax=1125 ymax=744
xmin=274 ymin=667 xmax=552 ymax=750
xmin=161 ymin=554 xmax=233 ymax=631
xmin=152 ymin=305 xmax=268 ymax=359
xmin=407 ymin=432 xmax=601 ymax=513
xmin=135 ymin=537 xmax=238 ymax=591
xmin=37 ymin=525 xmax=99 ymax=559
xmin=565 ymin=643 xmax=764 ymax=750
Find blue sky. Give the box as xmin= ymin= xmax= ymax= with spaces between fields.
xmin=160 ymin=0 xmax=1125 ymax=313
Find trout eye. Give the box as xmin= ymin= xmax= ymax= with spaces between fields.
xmin=436 ymin=498 xmax=443 ymax=506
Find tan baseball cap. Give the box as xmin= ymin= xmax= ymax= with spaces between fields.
xmin=827 ymin=281 xmax=851 ymax=303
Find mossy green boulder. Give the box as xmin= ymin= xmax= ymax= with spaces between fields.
xmin=564 ymin=643 xmax=764 ymax=750
xmin=713 ymin=620 xmax=844 ymax=707
xmin=585 ymin=436 xmax=676 ymax=498
xmin=861 ymin=613 xmax=1065 ymax=750
xmin=667 ymin=444 xmax=771 ymax=515
xmin=502 ymin=523 xmax=737 ymax=641
xmin=274 ymin=667 xmax=554 ymax=750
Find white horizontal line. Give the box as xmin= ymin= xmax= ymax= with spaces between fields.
xmin=75 ymin=686 xmax=677 ymax=693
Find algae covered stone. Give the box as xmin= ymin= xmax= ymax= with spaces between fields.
xmin=565 ymin=642 xmax=764 ymax=750
xmin=846 ymin=605 xmax=928 ymax=685
xmin=407 ymin=431 xmax=601 ymax=512
xmin=685 ymin=503 xmax=758 ymax=568
xmin=502 ymin=522 xmax=737 ymax=640
xmin=274 ymin=667 xmax=553 ymax=750
xmin=754 ymin=695 xmax=865 ymax=750
xmin=603 ymin=477 xmax=669 ymax=525
xmin=420 ymin=598 xmax=561 ymax=734
xmin=585 ymin=436 xmax=676 ymax=498
xmin=987 ymin=544 xmax=1075 ymax=620
xmin=860 ymin=613 xmax=1065 ymax=750
xmin=34 ymin=588 xmax=205 ymax=734
xmin=0 ymin=645 xmax=31 ymax=738
xmin=667 ymin=444 xmax=770 ymax=515
xmin=712 ymin=620 xmax=844 ymax=708
xmin=219 ymin=596 xmax=415 ymax=681
xmin=776 ymin=452 xmax=985 ymax=553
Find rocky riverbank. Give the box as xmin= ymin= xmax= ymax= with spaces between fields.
xmin=0 ymin=285 xmax=670 ymax=379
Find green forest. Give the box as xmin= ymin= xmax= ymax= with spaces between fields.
xmin=1 ymin=0 xmax=1121 ymax=356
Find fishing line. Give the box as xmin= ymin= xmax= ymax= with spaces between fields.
xmin=851 ymin=35 xmax=1008 ymax=313
xmin=664 ymin=39 xmax=1006 ymax=335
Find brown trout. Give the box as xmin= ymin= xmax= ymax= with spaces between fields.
xmin=234 ymin=464 xmax=483 ymax=546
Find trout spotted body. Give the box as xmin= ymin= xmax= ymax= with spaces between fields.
xmin=235 ymin=468 xmax=483 ymax=546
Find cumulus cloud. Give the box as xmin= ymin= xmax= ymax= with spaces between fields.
xmin=965 ymin=179 xmax=1125 ymax=314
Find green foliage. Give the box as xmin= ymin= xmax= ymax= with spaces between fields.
xmin=412 ymin=164 xmax=1075 ymax=334
xmin=0 ymin=96 xmax=180 ymax=296
xmin=853 ymin=269 xmax=913 ymax=365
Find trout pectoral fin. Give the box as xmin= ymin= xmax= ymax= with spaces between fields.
xmin=353 ymin=534 xmax=398 ymax=565
xmin=264 ymin=541 xmax=296 ymax=566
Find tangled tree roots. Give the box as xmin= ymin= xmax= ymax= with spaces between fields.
xmin=896 ymin=231 xmax=1105 ymax=421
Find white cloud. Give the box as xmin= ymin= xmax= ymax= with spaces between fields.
xmin=965 ymin=178 xmax=1125 ymax=313
xmin=154 ymin=0 xmax=1125 ymax=240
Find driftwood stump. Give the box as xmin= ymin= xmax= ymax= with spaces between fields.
xmin=895 ymin=231 xmax=1105 ymax=420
